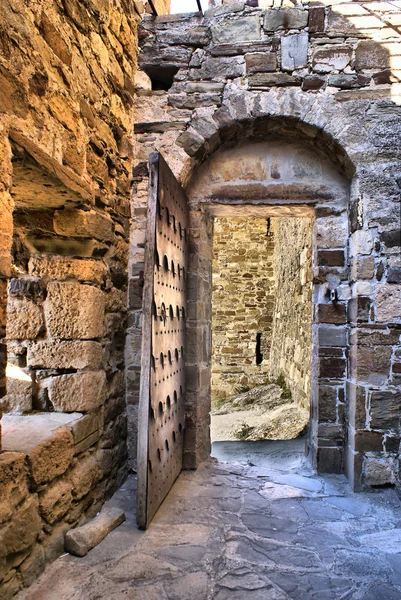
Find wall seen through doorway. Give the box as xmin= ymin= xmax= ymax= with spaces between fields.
xmin=211 ymin=215 xmax=313 ymax=442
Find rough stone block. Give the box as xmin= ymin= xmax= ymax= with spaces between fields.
xmin=355 ymin=41 xmax=390 ymax=71
xmin=39 ymin=480 xmax=73 ymax=525
xmin=348 ymin=297 xmax=371 ymax=324
xmin=318 ymin=386 xmax=337 ymax=422
xmin=6 ymin=297 xmax=44 ymax=340
xmin=29 ymin=255 xmax=107 ymax=284
xmin=28 ymin=341 xmax=103 ymax=370
xmin=375 ymin=284 xmax=401 ymax=324
xmin=211 ymin=16 xmax=261 ymax=44
xmin=316 ymin=216 xmax=347 ymax=249
xmin=302 ymin=75 xmax=326 ymax=91
xmin=312 ymin=46 xmax=352 ymax=74
xmin=264 ymin=8 xmax=308 ymax=32
xmin=69 ymin=453 xmax=100 ymax=500
xmin=71 ymin=411 xmax=103 ymax=454
xmin=328 ymin=74 xmax=370 ymax=90
xmin=198 ymin=56 xmax=245 ymax=80
xmin=0 ymin=452 xmax=28 ymax=525
xmin=317 ymin=304 xmax=346 ymax=325
xmin=351 ymin=256 xmax=375 ymax=281
xmin=388 ymin=268 xmax=401 ymax=284
xmin=320 ymin=357 xmax=346 ymax=379
xmin=364 ymin=456 xmax=396 ymax=486
xmin=65 ymin=507 xmax=125 ymax=556
xmin=248 ymin=72 xmax=301 ymax=87
xmin=350 ymin=229 xmax=374 ymax=256
xmin=370 ymin=390 xmax=401 ymax=429
xmin=47 ymin=371 xmax=107 ymax=412
xmin=350 ymin=345 xmax=392 ymax=386
xmin=54 ymin=210 xmax=114 ymax=241
xmin=29 ymin=427 xmax=74 ymax=485
xmin=245 ymin=52 xmax=277 ymax=73
xmin=318 ymin=250 xmax=345 ymax=267
xmin=281 ymin=32 xmax=308 ymax=71
xmin=45 ymin=282 xmax=105 ymax=339
xmin=0 ymin=496 xmax=42 ymax=559
xmin=4 ymin=366 xmax=33 ymax=413
xmin=316 ymin=446 xmax=342 ymax=474
xmin=318 ymin=325 xmax=347 ymax=347
xmin=308 ymin=6 xmax=325 ymax=33
xmin=354 ymin=431 xmax=383 ymax=453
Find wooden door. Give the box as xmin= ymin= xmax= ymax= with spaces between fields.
xmin=136 ymin=152 xmax=188 ymax=529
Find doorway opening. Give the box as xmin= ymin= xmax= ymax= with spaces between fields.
xmin=210 ymin=213 xmax=313 ymax=457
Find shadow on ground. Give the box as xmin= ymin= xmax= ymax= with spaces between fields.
xmin=18 ymin=439 xmax=401 ymax=600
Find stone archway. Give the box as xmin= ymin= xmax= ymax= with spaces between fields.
xmin=182 ymin=131 xmax=352 ymax=481
xmin=130 ymin=4 xmax=401 ymax=492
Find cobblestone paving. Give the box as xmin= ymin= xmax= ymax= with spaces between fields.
xmin=19 ymin=440 xmax=401 ymax=600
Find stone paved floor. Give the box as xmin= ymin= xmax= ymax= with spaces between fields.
xmin=18 ymin=439 xmax=401 ymax=600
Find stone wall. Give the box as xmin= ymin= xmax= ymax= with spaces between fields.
xmin=212 ymin=217 xmax=275 ymax=402
xmin=131 ymin=1 xmax=401 ymax=490
xmin=0 ymin=0 xmax=140 ymax=595
xmin=268 ymin=217 xmax=313 ymax=410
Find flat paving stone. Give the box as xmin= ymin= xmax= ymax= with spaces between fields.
xmin=17 ymin=439 xmax=401 ymax=600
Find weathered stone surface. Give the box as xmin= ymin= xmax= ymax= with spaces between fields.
xmin=308 ymin=6 xmax=325 ymax=33
xmin=375 ymin=284 xmax=401 ymax=324
xmin=0 ymin=452 xmax=28 ymax=525
xmin=29 ymin=427 xmax=74 ymax=485
xmin=350 ymin=345 xmax=392 ymax=386
xmin=355 ymin=41 xmax=390 ymax=71
xmin=39 ymin=480 xmax=73 ymax=525
xmin=281 ymin=33 xmax=308 ymax=71
xmin=65 ymin=507 xmax=125 ymax=556
xmin=312 ymin=46 xmax=352 ymax=74
xmin=264 ymin=8 xmax=308 ymax=32
xmin=245 ymin=52 xmax=277 ymax=73
xmin=317 ymin=304 xmax=346 ymax=325
xmin=364 ymin=456 xmax=396 ymax=486
xmin=4 ymin=366 xmax=33 ymax=413
xmin=28 ymin=341 xmax=103 ymax=369
xmin=370 ymin=390 xmax=401 ymax=429
xmin=19 ymin=544 xmax=45 ymax=588
xmin=47 ymin=371 xmax=107 ymax=412
xmin=28 ymin=256 xmax=107 ymax=284
xmin=6 ymin=297 xmax=44 ymax=340
xmin=211 ymin=16 xmax=261 ymax=44
xmin=45 ymin=282 xmax=105 ymax=339
xmin=69 ymin=453 xmax=100 ymax=500
xmin=302 ymin=75 xmax=326 ymax=91
xmin=328 ymin=74 xmax=370 ymax=89
xmin=53 ymin=210 xmax=114 ymax=241
xmin=0 ymin=496 xmax=41 ymax=559
xmin=197 ymin=56 xmax=245 ymax=80
xmin=248 ymin=73 xmax=301 ymax=87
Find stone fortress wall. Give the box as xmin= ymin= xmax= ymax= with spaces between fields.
xmin=131 ymin=0 xmax=401 ymax=487
xmin=211 ymin=217 xmax=275 ymax=402
xmin=0 ymin=0 xmax=167 ymax=597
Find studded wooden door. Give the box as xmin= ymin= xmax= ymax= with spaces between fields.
xmin=137 ymin=152 xmax=188 ymax=530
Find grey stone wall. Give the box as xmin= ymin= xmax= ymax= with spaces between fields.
xmin=130 ymin=1 xmax=401 ymax=490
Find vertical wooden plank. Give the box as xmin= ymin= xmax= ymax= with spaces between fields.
xmin=136 ymin=152 xmax=159 ymax=530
